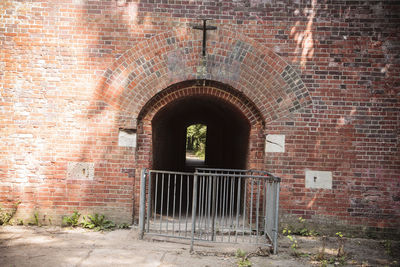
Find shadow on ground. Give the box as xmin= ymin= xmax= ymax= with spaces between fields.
xmin=0 ymin=226 xmax=399 ymax=267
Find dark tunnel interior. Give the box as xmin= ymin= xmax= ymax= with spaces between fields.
xmin=152 ymin=95 xmax=250 ymax=172
xmin=151 ymin=95 xmax=250 ymax=215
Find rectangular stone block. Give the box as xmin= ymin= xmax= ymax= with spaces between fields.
xmin=265 ymin=134 xmax=285 ymax=152
xmin=305 ymin=170 xmax=332 ymax=189
xmin=67 ymin=162 xmax=94 ymax=180
xmin=118 ymin=129 xmax=136 ymax=148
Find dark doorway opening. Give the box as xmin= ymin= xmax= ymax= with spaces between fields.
xmin=151 ymin=95 xmax=250 ymax=214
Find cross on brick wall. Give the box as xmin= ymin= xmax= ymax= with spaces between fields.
xmin=192 ymin=19 xmax=217 ymax=57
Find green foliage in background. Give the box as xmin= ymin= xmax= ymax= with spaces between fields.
xmin=186 ymin=124 xmax=207 ymax=160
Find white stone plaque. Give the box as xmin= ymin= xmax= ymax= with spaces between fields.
xmin=265 ymin=134 xmax=285 ymax=152
xmin=118 ymin=129 xmax=136 ymax=148
xmin=305 ymin=170 xmax=332 ymax=189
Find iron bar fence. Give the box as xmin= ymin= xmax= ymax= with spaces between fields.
xmin=139 ymin=168 xmax=280 ymax=253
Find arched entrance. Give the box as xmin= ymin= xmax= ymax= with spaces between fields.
xmin=136 ymin=80 xmax=265 ymax=172
xmin=136 ymin=80 xmax=265 ymax=215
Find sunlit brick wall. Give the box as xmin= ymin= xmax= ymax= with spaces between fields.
xmin=0 ymin=0 xmax=398 ymax=237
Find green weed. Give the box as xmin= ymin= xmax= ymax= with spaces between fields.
xmin=287 ymin=234 xmax=299 ymax=256
xmin=382 ymin=240 xmax=393 ymax=256
xmin=314 ymin=233 xmax=347 ymax=266
xmin=62 ymin=211 xmax=81 ymax=227
xmin=315 ymin=236 xmax=328 ymax=261
xmin=296 ymin=217 xmax=319 ymax=236
xmin=319 ymin=255 xmax=346 ymax=267
xmin=117 ymin=223 xmax=131 ymax=229
xmin=81 ymin=213 xmax=116 ymax=231
xmin=336 ymin=232 xmax=345 ymax=257
xmin=235 ymin=249 xmax=251 ymax=267
xmin=282 ymin=228 xmax=300 ymax=256
xmin=28 ymin=211 xmax=40 ymax=226
xmin=0 ymin=202 xmax=20 ymax=225
xmin=283 ymin=217 xmax=319 ymax=237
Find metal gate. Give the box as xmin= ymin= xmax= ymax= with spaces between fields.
xmin=139 ymin=168 xmax=281 ymax=253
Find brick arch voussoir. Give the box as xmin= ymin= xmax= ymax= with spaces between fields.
xmin=137 ymin=81 xmax=264 ymax=128
xmin=95 ymin=27 xmax=313 ymax=127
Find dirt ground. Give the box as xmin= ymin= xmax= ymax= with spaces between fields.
xmin=0 ymin=225 xmax=399 ymax=267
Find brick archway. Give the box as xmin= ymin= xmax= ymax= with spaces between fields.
xmin=94 ymin=26 xmax=313 ymax=218
xmin=136 ymin=80 xmax=265 ymax=168
xmin=95 ymin=26 xmax=312 ymax=129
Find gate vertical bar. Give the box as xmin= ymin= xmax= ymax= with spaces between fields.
xmin=190 ymin=173 xmax=198 ymax=252
xmin=179 ymin=174 xmax=183 ymax=236
xmin=263 ymin=181 xmax=268 ymax=239
xmin=249 ymin=178 xmax=254 ymax=242
xmin=221 ymin=176 xmax=227 ymax=242
xmin=273 ymin=181 xmax=280 ymax=254
xmin=211 ymin=176 xmax=217 ymax=241
xmin=185 ymin=175 xmax=189 ymax=237
xmin=172 ymin=174 xmax=177 ymax=235
xmin=235 ymin=177 xmax=241 ymax=242
xmin=166 ymin=174 xmax=171 ymax=233
xmin=198 ymin=176 xmax=203 ymax=236
xmin=154 ymin=174 xmax=158 ymax=222
xmin=160 ymin=173 xmax=164 ymax=233
xmin=139 ymin=168 xmax=147 ymax=240
xmin=229 ymin=177 xmax=234 ymax=242
xmin=242 ymin=178 xmax=247 ymax=242
xmin=207 ymin=175 xmax=212 ymax=240
xmin=256 ymin=180 xmax=260 ymax=244
xmin=146 ymin=171 xmax=152 ymax=232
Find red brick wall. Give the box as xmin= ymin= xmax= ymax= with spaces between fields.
xmin=0 ymin=0 xmax=399 ymax=236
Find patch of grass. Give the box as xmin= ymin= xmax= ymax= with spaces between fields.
xmin=296 ymin=217 xmax=319 ymax=236
xmin=318 ymin=255 xmax=347 ymax=267
xmin=336 ymin=232 xmax=345 ymax=257
xmin=315 ymin=235 xmax=328 ymax=261
xmin=81 ymin=214 xmax=116 ymax=231
xmin=282 ymin=228 xmax=300 ymax=256
xmin=237 ymin=258 xmax=252 ymax=267
xmin=0 ymin=202 xmax=20 ymax=225
xmin=235 ymin=249 xmax=252 ymax=267
xmin=117 ymin=223 xmax=131 ymax=229
xmin=62 ymin=211 xmax=81 ymax=227
xmin=28 ymin=211 xmax=40 ymax=226
xmin=288 ymin=233 xmax=299 ymax=257
xmin=313 ymin=233 xmax=348 ymax=266
xmin=282 ymin=217 xmax=319 ymax=237
xmin=382 ymin=239 xmax=393 ymax=256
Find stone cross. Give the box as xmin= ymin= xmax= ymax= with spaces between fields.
xmin=192 ymin=19 xmax=217 ymax=57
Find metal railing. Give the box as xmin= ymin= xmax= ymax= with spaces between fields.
xmin=139 ymin=168 xmax=280 ymax=253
